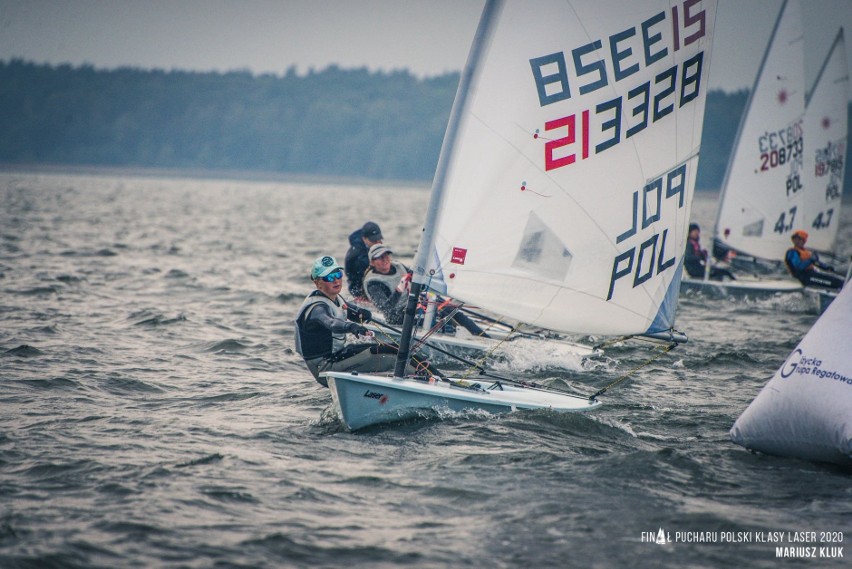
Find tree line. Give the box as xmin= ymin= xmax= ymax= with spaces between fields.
xmin=0 ymin=59 xmax=848 ymax=191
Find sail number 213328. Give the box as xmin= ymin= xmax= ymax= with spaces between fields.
xmin=529 ymin=0 xmax=709 ymax=170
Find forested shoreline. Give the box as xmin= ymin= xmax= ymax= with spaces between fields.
xmin=1 ymin=59 xmax=849 ymax=191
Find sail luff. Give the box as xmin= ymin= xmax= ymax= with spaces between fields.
xmin=409 ymin=0 xmax=504 ymax=286
xmin=805 ymin=28 xmax=845 ymax=106
xmin=392 ymin=0 xmax=504 ymax=378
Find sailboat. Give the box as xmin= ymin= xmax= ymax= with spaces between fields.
xmin=324 ymin=0 xmax=718 ymax=431
xmin=802 ymin=29 xmax=848 ymax=255
xmin=682 ymin=0 xmax=805 ymax=297
xmin=800 ymin=28 xmax=849 ymax=312
xmin=730 ymin=280 xmax=852 ymax=466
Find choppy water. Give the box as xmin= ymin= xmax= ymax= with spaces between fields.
xmin=1 ymin=170 xmax=850 ymax=569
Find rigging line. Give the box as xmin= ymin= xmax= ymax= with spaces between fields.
xmin=588 ymin=342 xmax=678 ymax=401
xmin=458 ymin=322 xmax=520 ymax=379
xmin=593 ymin=332 xmax=684 ymax=351
xmin=341 ymin=295 xmax=440 ymax=378
xmin=412 ymin=301 xmax=462 ymax=352
xmin=458 ymin=306 xmax=548 ymax=339
xmin=370 ymin=318 xmax=480 ymax=366
xmin=372 ymin=320 xmax=512 ymax=386
xmin=592 ymin=335 xmax=632 ymax=351
xmin=369 ymin=320 xmax=446 ymax=381
xmin=367 ymin=320 xmax=592 ymax=399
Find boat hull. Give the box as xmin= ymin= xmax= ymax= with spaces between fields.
xmin=325 ymin=371 xmax=600 ymax=431
xmin=680 ymin=277 xmax=803 ymax=298
xmin=804 ymin=287 xmax=839 ymax=314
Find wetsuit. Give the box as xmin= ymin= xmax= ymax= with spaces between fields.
xmin=785 ymin=247 xmax=843 ymax=290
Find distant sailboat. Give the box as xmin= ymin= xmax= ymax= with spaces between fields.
xmin=324 ymin=0 xmax=718 ymax=431
xmin=683 ymin=0 xmax=805 ymax=297
xmin=800 ymin=28 xmax=849 ymax=312
xmin=802 ymin=28 xmax=848 ymax=256
xmin=713 ymin=0 xmax=805 ymax=262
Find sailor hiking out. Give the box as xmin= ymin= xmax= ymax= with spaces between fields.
xmin=784 ymin=230 xmax=844 ymax=290
xmin=295 ymin=254 xmax=440 ymax=386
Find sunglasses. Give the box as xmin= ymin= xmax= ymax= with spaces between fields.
xmin=319 ymin=270 xmax=343 ymax=282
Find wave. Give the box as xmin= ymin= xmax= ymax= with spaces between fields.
xmin=201 ymin=339 xmax=251 ymax=353
xmin=8 ymin=285 xmax=61 ymax=296
xmin=99 ymin=375 xmax=166 ymax=394
xmin=176 ymin=453 xmax=224 ymax=468
xmin=127 ymin=310 xmax=188 ymax=327
xmin=3 ymin=344 xmax=44 ymax=357
xmin=165 ymin=268 xmax=190 ymax=279
xmin=276 ymin=292 xmax=304 ymax=304
xmin=59 ymin=248 xmax=118 ymax=257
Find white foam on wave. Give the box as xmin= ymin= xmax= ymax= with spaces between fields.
xmin=487 ymin=337 xmax=598 ymax=373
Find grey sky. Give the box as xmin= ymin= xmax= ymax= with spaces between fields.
xmin=0 ymin=0 xmax=850 ymax=95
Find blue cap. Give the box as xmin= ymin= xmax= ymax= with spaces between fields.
xmin=311 ymin=255 xmax=343 ymax=279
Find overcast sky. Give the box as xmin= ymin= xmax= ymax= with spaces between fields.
xmin=0 ymin=0 xmax=850 ymax=96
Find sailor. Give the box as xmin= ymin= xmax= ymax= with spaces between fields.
xmin=363 ymin=243 xmax=491 ymax=338
xmin=295 ymin=254 xmax=441 ymax=386
xmin=683 ymin=223 xmax=735 ymax=281
xmin=344 ymin=221 xmax=383 ymax=299
xmin=363 ymin=243 xmax=411 ymax=325
xmin=784 ymin=230 xmax=843 ymax=290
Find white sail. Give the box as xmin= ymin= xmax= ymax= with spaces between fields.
xmin=730 ymin=280 xmax=852 ymax=466
xmin=801 ymin=29 xmax=848 ymax=254
xmin=420 ymin=0 xmax=717 ymax=336
xmin=713 ymin=0 xmax=805 ymax=262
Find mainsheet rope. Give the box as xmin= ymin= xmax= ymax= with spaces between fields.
xmin=353 ymin=282 xmax=678 ymax=400
xmin=588 ymin=342 xmax=678 ymax=400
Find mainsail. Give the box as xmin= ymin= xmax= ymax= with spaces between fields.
xmin=801 ymin=29 xmax=848 ymax=255
xmin=713 ymin=0 xmax=805 ymax=262
xmin=418 ymin=0 xmax=717 ymax=336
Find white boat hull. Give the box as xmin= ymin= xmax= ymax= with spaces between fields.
xmin=324 ymin=371 xmax=600 ymax=431
xmin=680 ymin=277 xmax=803 ymax=298
xmin=804 ymin=287 xmax=839 ymax=314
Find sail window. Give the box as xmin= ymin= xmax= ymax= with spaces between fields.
xmin=743 ymin=219 xmax=764 ymax=237
xmin=512 ymin=212 xmax=572 ymax=281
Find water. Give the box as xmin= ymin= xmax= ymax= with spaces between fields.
xmin=1 ymin=170 xmax=849 ymax=569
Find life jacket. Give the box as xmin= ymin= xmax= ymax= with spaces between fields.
xmin=364 ymin=262 xmax=409 ymax=322
xmin=294 ymin=291 xmax=348 ymax=360
xmin=784 ymin=246 xmax=814 ymax=277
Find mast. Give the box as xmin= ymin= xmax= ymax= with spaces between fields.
xmin=393 ymin=0 xmax=504 ymax=378
xmin=805 ymin=28 xmax=845 ymax=107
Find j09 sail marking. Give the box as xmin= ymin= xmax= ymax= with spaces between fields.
xmin=606 ymin=164 xmax=687 ymax=300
